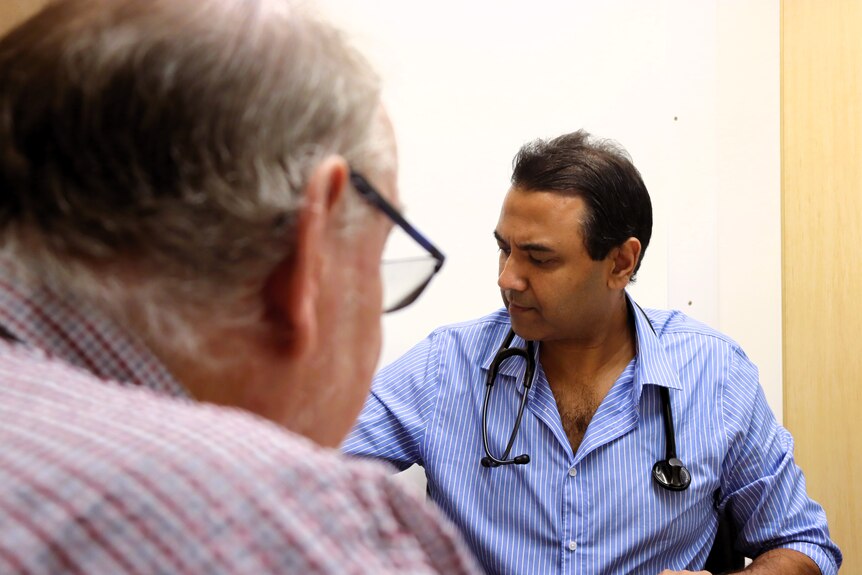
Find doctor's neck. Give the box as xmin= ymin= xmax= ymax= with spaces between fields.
xmin=539 ymin=297 xmax=635 ymax=382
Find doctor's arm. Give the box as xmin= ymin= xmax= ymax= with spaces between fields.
xmin=710 ymin=351 xmax=840 ymax=575
xmin=659 ymin=547 xmax=820 ymax=574
xmin=341 ymin=333 xmax=441 ymax=470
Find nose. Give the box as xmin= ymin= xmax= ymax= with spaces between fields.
xmin=498 ymin=254 xmax=527 ymax=292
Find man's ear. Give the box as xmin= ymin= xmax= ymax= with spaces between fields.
xmin=262 ymin=156 xmax=349 ymax=358
xmin=608 ymin=237 xmax=642 ymax=289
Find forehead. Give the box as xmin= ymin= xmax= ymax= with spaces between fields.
xmin=496 ymin=187 xmax=587 ymax=243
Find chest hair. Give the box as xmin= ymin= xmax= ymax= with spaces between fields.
xmin=548 ymin=373 xmax=616 ymax=456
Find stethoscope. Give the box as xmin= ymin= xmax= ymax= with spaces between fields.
xmin=480 ymin=304 xmax=692 ymax=492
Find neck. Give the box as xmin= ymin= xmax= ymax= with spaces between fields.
xmin=540 ymin=294 xmax=636 ymax=387
xmin=158 ymin=325 xmax=348 ymax=448
xmin=158 ymin=327 xmax=266 ymax=408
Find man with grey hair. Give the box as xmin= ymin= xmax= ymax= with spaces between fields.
xmin=0 ymin=0 xmax=478 ymax=573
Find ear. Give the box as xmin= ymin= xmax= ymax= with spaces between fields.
xmin=607 ymin=237 xmax=642 ymax=289
xmin=262 ymin=156 xmax=349 ymax=358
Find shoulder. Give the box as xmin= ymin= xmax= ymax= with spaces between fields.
xmin=376 ymin=309 xmax=511 ymax=383
xmin=645 ymin=307 xmax=749 ymax=360
xmin=0 ymin=342 xmax=389 ymax=513
xmin=0 ymin=346 xmax=476 ymax=573
xmin=427 ymin=308 xmax=511 ymax=337
xmin=639 ymin=307 xmax=759 ymax=398
xmin=423 ymin=308 xmax=512 ymax=356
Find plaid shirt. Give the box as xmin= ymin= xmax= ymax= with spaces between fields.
xmin=0 ymin=261 xmax=480 ymax=574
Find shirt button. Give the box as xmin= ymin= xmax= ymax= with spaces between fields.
xmin=568 ymin=540 xmax=577 ymax=551
xmin=568 ymin=467 xmax=577 ymax=477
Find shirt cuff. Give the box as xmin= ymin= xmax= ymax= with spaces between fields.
xmin=780 ymin=542 xmax=839 ymax=575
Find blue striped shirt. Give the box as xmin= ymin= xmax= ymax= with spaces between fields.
xmin=343 ymin=298 xmax=841 ymax=574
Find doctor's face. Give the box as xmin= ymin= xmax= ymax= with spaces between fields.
xmin=495 ymin=187 xmax=616 ymax=344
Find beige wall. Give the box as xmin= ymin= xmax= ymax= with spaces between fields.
xmin=782 ymin=0 xmax=862 ymax=572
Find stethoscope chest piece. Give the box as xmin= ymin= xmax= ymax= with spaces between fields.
xmin=653 ymin=385 xmax=692 ymax=492
xmin=652 ymin=456 xmax=692 ymax=491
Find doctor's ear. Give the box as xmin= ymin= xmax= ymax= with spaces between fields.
xmin=608 ymin=237 xmax=642 ymax=289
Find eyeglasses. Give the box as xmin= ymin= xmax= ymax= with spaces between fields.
xmin=350 ymin=171 xmax=445 ymax=313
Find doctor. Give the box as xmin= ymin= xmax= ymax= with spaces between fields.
xmin=343 ymin=130 xmax=841 ymax=574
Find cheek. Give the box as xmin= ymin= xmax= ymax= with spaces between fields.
xmin=351 ymin=245 xmax=384 ymax=366
xmin=368 ymin=230 xmax=389 ymax=309
xmin=532 ymin=277 xmax=574 ymax=318
xmin=366 ymin=260 xmax=385 ymax=315
xmin=345 ymin=314 xmax=381 ymax=421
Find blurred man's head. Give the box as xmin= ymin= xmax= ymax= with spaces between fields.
xmin=0 ymin=0 xmax=398 ymax=446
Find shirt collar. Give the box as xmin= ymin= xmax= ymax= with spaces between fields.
xmin=478 ymin=294 xmax=683 ymax=396
xmin=0 ymin=259 xmax=189 ymax=399
xmin=627 ymin=292 xmax=683 ymax=397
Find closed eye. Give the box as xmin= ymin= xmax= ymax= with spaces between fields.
xmin=493 ymin=231 xmax=510 ymax=255
xmin=528 ymin=253 xmax=553 ymax=265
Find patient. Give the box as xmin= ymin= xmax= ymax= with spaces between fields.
xmin=0 ymin=0 xmax=478 ymax=572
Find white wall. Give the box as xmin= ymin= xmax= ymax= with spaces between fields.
xmin=318 ymin=0 xmax=781 ymax=451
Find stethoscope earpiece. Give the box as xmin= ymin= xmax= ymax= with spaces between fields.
xmin=480 ymin=454 xmax=529 ymax=468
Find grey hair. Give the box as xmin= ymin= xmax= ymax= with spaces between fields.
xmin=0 ymin=0 xmax=387 ymax=354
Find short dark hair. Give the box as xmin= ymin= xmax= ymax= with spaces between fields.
xmin=511 ymin=130 xmax=652 ymax=278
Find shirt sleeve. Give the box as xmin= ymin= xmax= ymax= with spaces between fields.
xmin=341 ymin=332 xmax=442 ymax=470
xmin=719 ymin=349 xmax=842 ymax=574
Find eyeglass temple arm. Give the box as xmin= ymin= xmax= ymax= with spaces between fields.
xmin=349 ymin=172 xmax=446 ymax=267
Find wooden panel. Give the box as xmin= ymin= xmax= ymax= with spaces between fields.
xmin=782 ymin=0 xmax=862 ymax=571
xmin=0 ymin=0 xmax=47 ymax=36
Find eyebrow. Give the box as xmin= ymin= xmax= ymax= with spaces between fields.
xmin=493 ymin=231 xmax=554 ymax=252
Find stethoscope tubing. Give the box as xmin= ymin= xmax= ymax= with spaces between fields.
xmin=481 ymin=331 xmax=534 ymax=467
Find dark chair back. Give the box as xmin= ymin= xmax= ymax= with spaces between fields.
xmin=702 ymin=512 xmax=745 ymax=574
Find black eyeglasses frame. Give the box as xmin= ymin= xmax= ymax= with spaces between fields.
xmin=349 ymin=170 xmax=445 ymax=312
